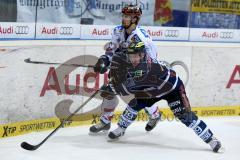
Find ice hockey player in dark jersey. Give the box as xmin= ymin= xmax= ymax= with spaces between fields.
xmin=90 ymin=4 xmax=161 ymax=134
xmin=107 ymin=41 xmax=223 ymax=153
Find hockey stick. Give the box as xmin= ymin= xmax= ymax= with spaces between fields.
xmin=20 ymin=88 xmax=101 ymax=151
xmin=24 ymin=58 xmax=95 ymax=68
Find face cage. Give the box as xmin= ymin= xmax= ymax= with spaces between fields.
xmin=126 ymin=51 xmax=147 ymax=66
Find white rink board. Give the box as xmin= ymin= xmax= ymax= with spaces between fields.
xmin=191 ymin=47 xmax=240 ymax=106
xmin=190 ymin=28 xmax=240 ymax=42
xmin=0 ymin=41 xmax=240 ymax=124
xmin=1 ymin=23 xmax=240 ymax=42
xmin=35 ymin=23 xmax=81 ymax=39
xmin=0 ymin=22 xmax=35 ymax=39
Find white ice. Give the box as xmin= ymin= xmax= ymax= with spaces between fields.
xmin=1 ymin=117 xmax=240 ymax=160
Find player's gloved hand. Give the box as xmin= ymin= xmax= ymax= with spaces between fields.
xmin=94 ymin=56 xmax=110 ymax=74
xmin=109 ymin=52 xmax=129 ymax=85
xmin=109 ymin=67 xmax=127 ymax=89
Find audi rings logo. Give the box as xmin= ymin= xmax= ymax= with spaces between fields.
xmin=164 ymin=30 xmax=179 ymax=37
xmin=220 ymin=32 xmax=234 ymax=39
xmin=15 ymin=26 xmax=29 ymax=34
xmin=60 ymin=27 xmax=73 ymax=35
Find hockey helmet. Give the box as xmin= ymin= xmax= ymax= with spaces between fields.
xmin=122 ymin=4 xmax=142 ymax=24
xmin=127 ymin=41 xmax=146 ymax=54
xmin=126 ymin=41 xmax=147 ymax=68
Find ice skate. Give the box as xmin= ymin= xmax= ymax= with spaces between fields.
xmin=108 ymin=126 xmax=125 ymax=140
xmin=145 ymin=112 xmax=161 ymax=131
xmin=89 ymin=120 xmax=111 ymax=133
xmin=208 ymin=137 xmax=224 ymax=153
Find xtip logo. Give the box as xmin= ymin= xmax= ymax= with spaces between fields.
xmin=15 ymin=26 xmax=29 ymax=34
xmin=2 ymin=126 xmax=17 ymax=137
xmin=164 ymin=30 xmax=179 ymax=38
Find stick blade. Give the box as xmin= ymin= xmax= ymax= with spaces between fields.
xmin=24 ymin=58 xmax=30 ymax=63
xmin=21 ymin=142 xmax=38 ymax=151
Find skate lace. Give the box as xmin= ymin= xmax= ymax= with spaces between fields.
xmin=95 ymin=122 xmax=105 ymax=129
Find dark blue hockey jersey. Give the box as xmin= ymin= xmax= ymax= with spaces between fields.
xmin=110 ymin=55 xmax=179 ymax=99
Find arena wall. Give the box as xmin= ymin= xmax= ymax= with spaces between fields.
xmin=0 ymin=40 xmax=239 ymax=138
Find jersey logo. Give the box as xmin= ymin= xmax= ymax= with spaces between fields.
xmin=131 ymin=34 xmax=141 ymax=43
xmin=129 ymin=70 xmax=145 ymax=78
xmin=134 ymin=70 xmax=143 ymax=78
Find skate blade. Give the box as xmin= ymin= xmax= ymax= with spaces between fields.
xmin=217 ymin=146 xmax=225 ymax=153
xmin=88 ymin=130 xmax=109 ymax=136
xmin=107 ymin=137 xmax=120 ymax=142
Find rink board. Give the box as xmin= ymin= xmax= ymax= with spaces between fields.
xmin=0 ymin=106 xmax=240 ymax=139
xmin=0 ymin=40 xmax=240 ymax=138
xmin=1 ymin=23 xmax=240 ymax=42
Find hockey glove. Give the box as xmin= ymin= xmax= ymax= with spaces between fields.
xmin=94 ymin=56 xmax=110 ymax=74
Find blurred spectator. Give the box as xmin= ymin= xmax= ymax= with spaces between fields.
xmin=154 ymin=0 xmax=173 ymax=25
xmin=0 ymin=0 xmax=17 ymax=22
xmin=191 ymin=0 xmax=240 ymax=29
xmin=191 ymin=12 xmax=239 ymax=29
xmin=87 ymin=0 xmax=105 ymax=19
xmin=65 ymin=0 xmax=105 ymax=20
xmin=154 ymin=0 xmax=190 ymax=27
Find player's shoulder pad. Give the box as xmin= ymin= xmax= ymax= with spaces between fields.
xmin=131 ymin=34 xmax=142 ymax=43
xmin=135 ymin=27 xmax=152 ymax=42
xmin=113 ymin=25 xmax=124 ymax=34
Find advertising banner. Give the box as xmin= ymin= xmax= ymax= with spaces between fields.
xmin=80 ymin=25 xmax=190 ymax=41
xmin=80 ymin=25 xmax=112 ymax=40
xmin=191 ymin=45 xmax=240 ymax=107
xmin=1 ymin=41 xmax=240 ymax=138
xmin=0 ymin=22 xmax=35 ymax=39
xmin=143 ymin=26 xmax=189 ymax=41
xmin=190 ymin=28 xmax=240 ymax=42
xmin=191 ymin=0 xmax=240 ymax=29
xmin=0 ymin=42 xmax=192 ymax=125
xmin=16 ymin=0 xmax=190 ymax=27
xmin=192 ymin=0 xmax=240 ymax=15
xmin=36 ymin=23 xmax=81 ymax=39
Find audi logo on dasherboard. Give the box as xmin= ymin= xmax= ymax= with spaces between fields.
xmin=60 ymin=27 xmax=73 ymax=35
xmin=164 ymin=30 xmax=179 ymax=37
xmin=15 ymin=26 xmax=29 ymax=34
xmin=220 ymin=32 xmax=233 ymax=39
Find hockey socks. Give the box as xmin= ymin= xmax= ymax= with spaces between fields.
xmin=178 ymin=111 xmax=213 ymax=143
xmin=108 ymin=106 xmax=138 ymax=139
xmin=118 ymin=106 xmax=138 ymax=129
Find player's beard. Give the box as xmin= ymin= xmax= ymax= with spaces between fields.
xmin=122 ymin=20 xmax=131 ymax=29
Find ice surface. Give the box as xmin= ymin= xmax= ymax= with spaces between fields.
xmin=1 ymin=117 xmax=239 ymax=160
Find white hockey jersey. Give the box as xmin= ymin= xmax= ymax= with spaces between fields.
xmin=104 ymin=25 xmax=158 ymax=60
